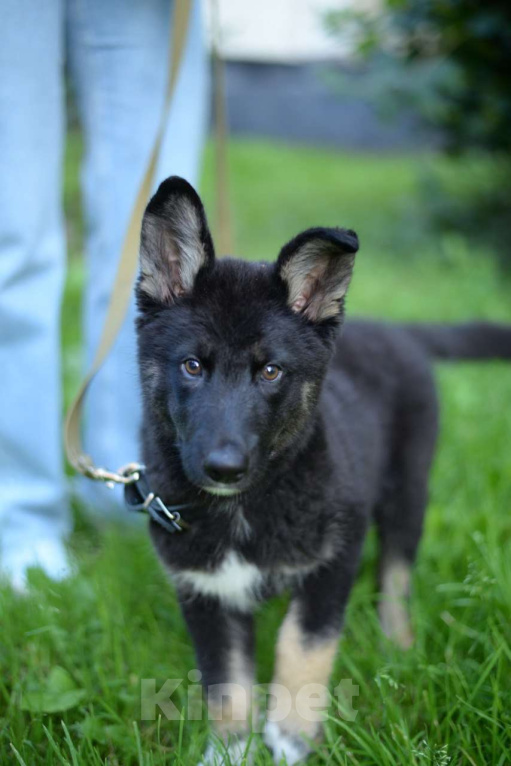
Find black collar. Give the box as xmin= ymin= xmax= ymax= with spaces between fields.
xmin=124 ymin=468 xmax=191 ymax=533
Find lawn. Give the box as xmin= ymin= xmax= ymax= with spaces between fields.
xmin=1 ymin=137 xmax=510 ymax=765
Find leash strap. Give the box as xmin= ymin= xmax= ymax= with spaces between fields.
xmin=211 ymin=0 xmax=233 ymax=256
xmin=64 ymin=0 xmax=232 ymax=486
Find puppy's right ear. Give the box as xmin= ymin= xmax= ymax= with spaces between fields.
xmin=138 ymin=176 xmax=215 ymax=306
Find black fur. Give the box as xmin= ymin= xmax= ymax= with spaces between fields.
xmin=135 ymin=177 xmax=511 ymax=757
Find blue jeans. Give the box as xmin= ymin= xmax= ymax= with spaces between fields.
xmin=0 ymin=0 xmax=209 ymax=551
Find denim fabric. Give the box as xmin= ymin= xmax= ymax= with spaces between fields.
xmin=0 ymin=0 xmax=209 ymax=556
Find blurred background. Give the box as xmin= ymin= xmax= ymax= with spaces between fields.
xmin=3 ymin=1 xmax=511 ymax=764
xmin=64 ymin=0 xmax=511 ymax=400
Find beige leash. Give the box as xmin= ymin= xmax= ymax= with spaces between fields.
xmin=211 ymin=0 xmax=233 ymax=256
xmin=64 ymin=0 xmax=232 ymax=487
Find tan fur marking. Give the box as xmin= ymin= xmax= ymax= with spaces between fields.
xmin=301 ymin=381 xmax=315 ymax=411
xmin=379 ymin=557 xmax=414 ymax=649
xmin=271 ymin=603 xmax=338 ymax=737
xmin=208 ymin=631 xmax=254 ymax=738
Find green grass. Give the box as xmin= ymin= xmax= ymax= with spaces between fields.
xmin=1 ymin=136 xmax=511 ymax=765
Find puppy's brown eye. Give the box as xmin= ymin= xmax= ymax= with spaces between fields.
xmin=183 ymin=359 xmax=202 ymax=377
xmin=261 ymin=364 xmax=282 ymax=382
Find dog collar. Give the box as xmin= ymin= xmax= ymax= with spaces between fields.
xmin=124 ymin=467 xmax=191 ymax=533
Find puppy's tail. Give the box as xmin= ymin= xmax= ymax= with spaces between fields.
xmin=403 ymin=322 xmax=511 ymax=361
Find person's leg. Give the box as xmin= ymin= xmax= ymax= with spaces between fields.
xmin=67 ymin=0 xmax=209 ymax=512
xmin=0 ymin=1 xmax=71 ymax=589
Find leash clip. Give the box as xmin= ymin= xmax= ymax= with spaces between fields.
xmin=78 ymin=459 xmax=143 ymax=489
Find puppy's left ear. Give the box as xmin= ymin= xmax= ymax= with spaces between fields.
xmin=138 ymin=176 xmax=215 ymax=305
xmin=276 ymin=227 xmax=359 ymax=322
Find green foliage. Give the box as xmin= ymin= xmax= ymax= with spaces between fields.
xmin=413 ymin=155 xmax=511 ymax=267
xmin=326 ymin=0 xmax=511 ymax=154
xmin=1 ymin=137 xmax=510 ymax=764
xmin=390 ymin=0 xmax=511 ymax=155
xmin=326 ymin=0 xmax=511 ymax=263
xmin=20 ymin=668 xmax=87 ymax=715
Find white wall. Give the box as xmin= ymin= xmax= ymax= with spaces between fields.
xmin=204 ymin=0 xmax=372 ymax=63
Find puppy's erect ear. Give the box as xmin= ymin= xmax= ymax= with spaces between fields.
xmin=139 ymin=176 xmax=215 ymax=304
xmin=276 ymin=227 xmax=359 ymax=322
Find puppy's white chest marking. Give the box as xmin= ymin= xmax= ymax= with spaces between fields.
xmin=175 ymin=550 xmax=263 ymax=611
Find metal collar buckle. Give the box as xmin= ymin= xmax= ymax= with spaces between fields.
xmin=123 ymin=467 xmax=190 ymax=534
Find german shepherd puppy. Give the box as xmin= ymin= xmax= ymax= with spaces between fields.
xmin=135 ymin=176 xmax=511 ymax=764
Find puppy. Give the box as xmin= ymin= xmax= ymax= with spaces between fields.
xmin=135 ymin=176 xmax=511 ymax=764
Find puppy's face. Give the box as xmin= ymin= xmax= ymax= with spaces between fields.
xmin=136 ymin=177 xmax=358 ymax=496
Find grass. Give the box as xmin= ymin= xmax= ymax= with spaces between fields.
xmin=1 ymin=135 xmax=510 ymax=765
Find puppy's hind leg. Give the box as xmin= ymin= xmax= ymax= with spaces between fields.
xmin=376 ymin=385 xmax=438 ymax=649
xmin=378 ymin=554 xmax=415 ymax=650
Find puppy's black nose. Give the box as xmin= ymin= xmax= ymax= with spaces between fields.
xmin=204 ymin=445 xmax=248 ymax=485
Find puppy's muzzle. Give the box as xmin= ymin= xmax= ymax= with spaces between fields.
xmin=203 ymin=443 xmax=249 ymax=486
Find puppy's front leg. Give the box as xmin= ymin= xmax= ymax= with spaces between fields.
xmin=179 ymin=593 xmax=255 ymax=763
xmin=265 ymin=555 xmax=362 ymax=765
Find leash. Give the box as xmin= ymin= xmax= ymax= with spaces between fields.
xmin=211 ymin=0 xmax=233 ymax=256
xmin=64 ymin=0 xmax=232 ymax=532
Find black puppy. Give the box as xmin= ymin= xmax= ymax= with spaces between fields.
xmin=135 ymin=176 xmax=511 ymax=764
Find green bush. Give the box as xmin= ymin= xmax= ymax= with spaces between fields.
xmin=326 ymin=0 xmax=511 ymax=264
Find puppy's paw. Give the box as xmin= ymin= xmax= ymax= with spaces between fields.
xmin=198 ymin=735 xmax=255 ymax=765
xmin=263 ymin=721 xmax=311 ymax=765
xmin=379 ymin=592 xmax=415 ymax=649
